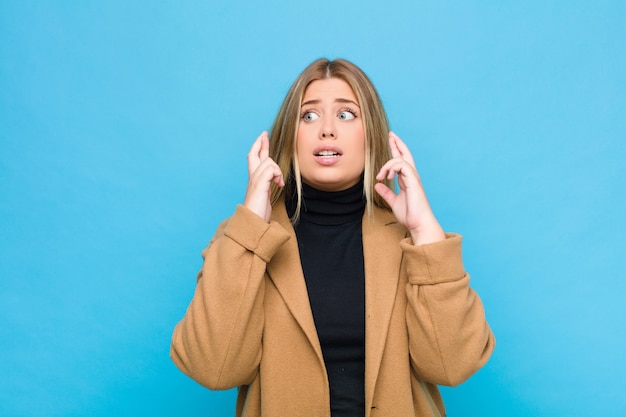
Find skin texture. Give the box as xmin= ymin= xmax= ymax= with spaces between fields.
xmin=296 ymin=78 xmax=366 ymax=192
xmin=243 ymin=77 xmax=445 ymax=246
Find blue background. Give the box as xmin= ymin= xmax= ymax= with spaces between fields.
xmin=1 ymin=1 xmax=624 ymax=416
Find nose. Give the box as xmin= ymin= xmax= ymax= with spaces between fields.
xmin=320 ymin=119 xmax=336 ymax=139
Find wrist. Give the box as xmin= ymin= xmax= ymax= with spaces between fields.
xmin=409 ymin=218 xmax=445 ymax=246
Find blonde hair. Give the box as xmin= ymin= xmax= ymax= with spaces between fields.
xmin=268 ymin=58 xmax=394 ymax=223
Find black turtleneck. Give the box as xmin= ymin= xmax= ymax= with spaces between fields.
xmin=286 ymin=180 xmax=366 ymax=417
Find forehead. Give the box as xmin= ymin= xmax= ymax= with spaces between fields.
xmin=302 ymin=78 xmax=357 ymax=102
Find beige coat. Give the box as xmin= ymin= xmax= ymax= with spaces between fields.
xmin=171 ymin=202 xmax=495 ymax=417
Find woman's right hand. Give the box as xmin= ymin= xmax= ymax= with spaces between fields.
xmin=243 ymin=131 xmax=285 ymax=222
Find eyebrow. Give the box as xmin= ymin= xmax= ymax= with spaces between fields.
xmin=301 ymin=98 xmax=360 ymax=108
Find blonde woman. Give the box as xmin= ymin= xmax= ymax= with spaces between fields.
xmin=171 ymin=58 xmax=495 ymax=417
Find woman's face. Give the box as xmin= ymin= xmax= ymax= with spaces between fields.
xmin=296 ymin=78 xmax=365 ymax=192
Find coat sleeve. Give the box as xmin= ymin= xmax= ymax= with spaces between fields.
xmin=402 ymin=233 xmax=495 ymax=386
xmin=170 ymin=205 xmax=291 ymax=390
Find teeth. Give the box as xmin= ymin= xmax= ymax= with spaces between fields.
xmin=317 ymin=150 xmax=339 ymax=156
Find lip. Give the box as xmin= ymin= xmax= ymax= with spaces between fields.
xmin=313 ymin=146 xmax=343 ymax=166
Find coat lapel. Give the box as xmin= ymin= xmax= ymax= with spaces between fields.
xmin=266 ymin=202 xmax=406 ymax=411
xmin=363 ymin=206 xmax=407 ymax=413
xmin=265 ymin=202 xmax=324 ymax=362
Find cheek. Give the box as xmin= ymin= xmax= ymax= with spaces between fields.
xmin=354 ymin=126 xmax=366 ymax=157
xmin=295 ymin=127 xmax=305 ymax=154
xmin=357 ymin=134 xmax=366 ymax=170
xmin=295 ymin=134 xmax=309 ymax=170
xmin=296 ymin=124 xmax=313 ymax=147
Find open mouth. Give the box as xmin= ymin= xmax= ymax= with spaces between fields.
xmin=315 ymin=150 xmax=341 ymax=157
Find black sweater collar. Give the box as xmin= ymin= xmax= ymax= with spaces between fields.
xmin=286 ymin=178 xmax=366 ymax=226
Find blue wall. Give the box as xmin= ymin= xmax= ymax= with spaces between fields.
xmin=1 ymin=1 xmax=624 ymax=416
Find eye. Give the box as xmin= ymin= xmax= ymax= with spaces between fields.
xmin=301 ymin=111 xmax=319 ymax=122
xmin=338 ymin=110 xmax=356 ymax=120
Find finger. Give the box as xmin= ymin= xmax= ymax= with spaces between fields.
xmin=388 ymin=132 xmax=401 ymax=159
xmin=273 ymin=175 xmax=285 ymax=187
xmin=389 ymin=132 xmax=416 ymax=168
xmin=376 ymin=162 xmax=396 ymax=181
xmin=248 ymin=133 xmax=266 ymax=174
xmin=248 ymin=132 xmax=269 ymax=175
xmin=387 ymin=161 xmax=404 ymax=181
xmin=253 ymin=158 xmax=284 ymax=187
xmin=383 ymin=160 xmax=420 ymax=187
xmin=259 ymin=163 xmax=282 ymax=184
xmin=271 ymin=164 xmax=285 ymax=187
xmin=377 ymin=158 xmax=407 ymax=181
xmin=376 ymin=156 xmax=401 ymax=180
xmin=259 ymin=131 xmax=269 ymax=161
xmin=374 ymin=182 xmax=396 ymax=207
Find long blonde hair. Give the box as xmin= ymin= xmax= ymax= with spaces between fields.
xmin=268 ymin=58 xmax=393 ymax=222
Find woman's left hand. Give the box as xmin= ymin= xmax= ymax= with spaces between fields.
xmin=374 ymin=132 xmax=446 ymax=246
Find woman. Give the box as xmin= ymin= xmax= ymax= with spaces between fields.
xmin=171 ymin=58 xmax=495 ymax=417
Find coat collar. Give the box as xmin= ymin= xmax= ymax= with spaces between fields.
xmin=267 ymin=202 xmax=407 ymax=411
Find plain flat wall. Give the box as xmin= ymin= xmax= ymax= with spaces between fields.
xmin=1 ymin=1 xmax=624 ymax=416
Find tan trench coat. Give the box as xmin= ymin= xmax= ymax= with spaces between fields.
xmin=171 ymin=202 xmax=495 ymax=417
